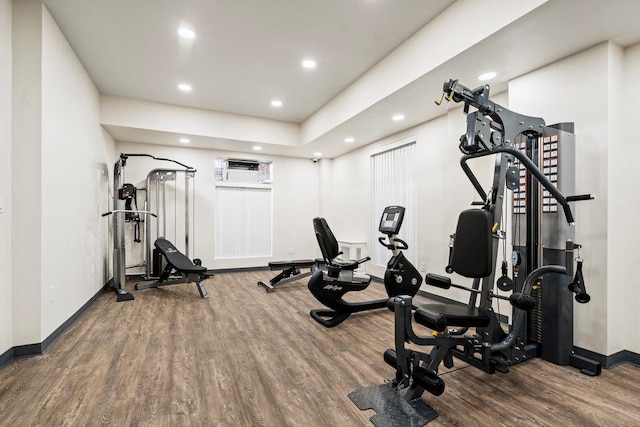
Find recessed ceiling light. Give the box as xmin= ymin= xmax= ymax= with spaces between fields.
xmin=253 ymin=146 xmax=262 ymax=150
xmin=179 ymin=137 xmax=190 ymax=143
xmin=313 ymin=152 xmax=322 ymax=156
xmin=392 ymin=114 xmax=405 ymax=121
xmin=478 ymin=72 xmax=497 ymax=81
xmin=178 ymin=83 xmax=192 ymax=92
xmin=178 ymin=28 xmax=195 ymax=39
xmin=271 ymin=99 xmax=283 ymax=107
xmin=344 ymin=137 xmax=354 ymax=143
xmin=302 ymin=59 xmax=317 ymax=69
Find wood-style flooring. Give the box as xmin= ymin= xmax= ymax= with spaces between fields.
xmin=0 ymin=271 xmax=639 ymax=426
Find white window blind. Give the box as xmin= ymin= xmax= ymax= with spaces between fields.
xmin=215 ymin=186 xmax=272 ymax=258
xmin=371 ymin=142 xmax=417 ymax=266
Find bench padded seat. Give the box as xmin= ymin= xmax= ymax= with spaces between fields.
xmin=414 ymin=304 xmax=491 ymax=332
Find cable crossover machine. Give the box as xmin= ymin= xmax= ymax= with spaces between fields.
xmin=102 ymin=153 xmax=209 ymax=302
xmin=349 ymin=79 xmax=596 ymax=426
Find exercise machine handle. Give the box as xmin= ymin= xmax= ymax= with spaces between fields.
xmin=425 ymin=273 xmax=482 ymax=294
xmin=566 ymin=194 xmax=595 ymax=202
xmin=378 ymin=236 xmax=409 ymax=250
xmin=101 ymin=209 xmax=158 ymax=217
xmin=378 ymin=236 xmax=394 ymax=249
xmin=394 ymin=238 xmax=408 ymax=250
xmin=568 ymin=259 xmax=591 ymax=303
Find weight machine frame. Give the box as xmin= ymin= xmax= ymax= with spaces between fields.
xmin=349 ymin=80 xmax=593 ymax=426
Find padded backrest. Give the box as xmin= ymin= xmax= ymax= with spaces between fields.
xmin=154 ymin=238 xmax=204 ymax=273
xmin=450 ymin=209 xmax=494 ymax=278
xmin=313 ymin=217 xmax=340 ymax=262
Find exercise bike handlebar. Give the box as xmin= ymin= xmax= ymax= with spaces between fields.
xmin=378 ymin=236 xmax=408 ymax=250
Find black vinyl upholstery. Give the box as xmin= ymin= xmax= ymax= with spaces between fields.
xmin=313 ymin=217 xmax=340 ymax=262
xmin=313 ymin=217 xmax=361 ymax=270
xmin=450 ymin=209 xmax=494 ymax=278
xmin=155 ymin=238 xmax=206 ymax=274
xmin=414 ymin=304 xmax=491 ymax=332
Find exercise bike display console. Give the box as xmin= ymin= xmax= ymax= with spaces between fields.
xmin=378 ymin=205 xmax=404 ymax=235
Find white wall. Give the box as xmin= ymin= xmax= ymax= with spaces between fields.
xmin=619 ymin=43 xmax=640 ymax=354
xmin=507 ymin=40 xmax=640 ymax=356
xmin=40 ymin=5 xmax=115 ymax=340
xmin=0 ymin=0 xmax=12 ymax=356
xmin=605 ymin=43 xmax=628 ymax=356
xmin=10 ymin=2 xmax=116 ymax=345
xmin=114 ymin=141 xmax=319 ymax=270
xmin=11 ymin=0 xmax=42 ymax=347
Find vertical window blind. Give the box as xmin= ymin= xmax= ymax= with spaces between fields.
xmin=371 ymin=142 xmax=417 ymax=266
xmin=214 ymin=186 xmax=272 ymax=258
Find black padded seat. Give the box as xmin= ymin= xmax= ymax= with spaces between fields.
xmin=268 ymin=259 xmax=316 ymax=270
xmin=155 ymin=238 xmax=206 ymax=274
xmin=414 ymin=304 xmax=491 ymax=332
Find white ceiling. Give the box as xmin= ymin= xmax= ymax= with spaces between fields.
xmin=43 ymin=0 xmax=640 ymax=159
xmin=43 ymin=0 xmax=454 ymax=123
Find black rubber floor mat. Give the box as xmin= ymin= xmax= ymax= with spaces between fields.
xmin=348 ymin=382 xmax=438 ymax=427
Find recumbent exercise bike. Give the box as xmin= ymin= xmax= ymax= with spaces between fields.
xmin=307 ymin=206 xmax=422 ymax=328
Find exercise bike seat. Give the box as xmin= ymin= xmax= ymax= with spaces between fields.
xmin=311 ymin=269 xmax=371 ymax=292
xmin=413 ymin=304 xmax=491 ymax=332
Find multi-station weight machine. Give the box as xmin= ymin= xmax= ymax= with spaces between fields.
xmin=102 ymin=153 xmax=197 ymax=302
xmin=349 ymin=79 xmax=596 ymax=426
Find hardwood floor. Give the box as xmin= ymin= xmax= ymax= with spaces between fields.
xmin=1 ymin=271 xmax=639 ymax=426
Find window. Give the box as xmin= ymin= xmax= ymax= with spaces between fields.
xmin=214 ymin=186 xmax=272 ymax=258
xmin=371 ymin=141 xmax=417 ymax=266
xmin=215 ymin=158 xmax=272 ymax=184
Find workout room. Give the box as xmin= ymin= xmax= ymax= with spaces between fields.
xmin=1 ymin=1 xmax=639 ymax=426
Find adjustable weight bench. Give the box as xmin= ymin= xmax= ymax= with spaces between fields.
xmin=135 ymin=238 xmax=209 ymax=298
xmin=257 ymin=259 xmax=320 ymax=292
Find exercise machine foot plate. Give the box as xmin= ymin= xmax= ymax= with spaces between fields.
xmin=348 ymin=382 xmax=438 ymax=427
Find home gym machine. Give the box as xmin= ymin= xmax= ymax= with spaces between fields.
xmin=102 ymin=153 xmax=201 ymax=302
xmin=349 ymin=79 xmax=594 ymax=426
xmin=308 ymin=205 xmax=422 ymax=327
